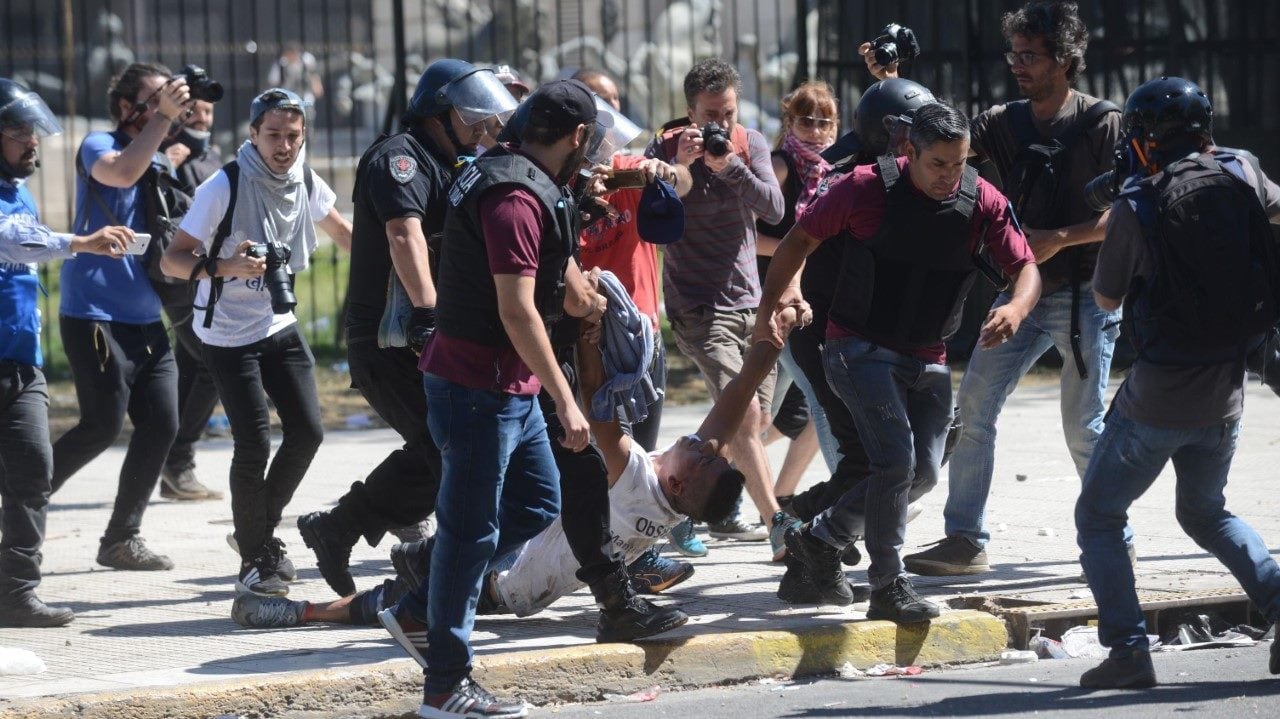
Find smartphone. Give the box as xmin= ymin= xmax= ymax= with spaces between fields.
xmin=125 ymin=233 xmax=152 ymax=256
xmin=603 ymin=168 xmax=647 ymax=191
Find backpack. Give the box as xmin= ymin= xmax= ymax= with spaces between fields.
xmin=198 ymin=160 xmax=314 ymax=329
xmin=1123 ymin=153 xmax=1280 ymax=366
xmin=1004 ymin=99 xmax=1120 ymax=227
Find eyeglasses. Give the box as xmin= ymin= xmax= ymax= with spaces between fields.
xmin=1005 ymin=50 xmax=1050 ymax=67
xmin=796 ymin=115 xmax=835 ymax=129
xmin=0 ymin=126 xmax=36 ymax=143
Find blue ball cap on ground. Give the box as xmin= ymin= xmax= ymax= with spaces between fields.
xmin=636 ymin=177 xmax=685 ymax=245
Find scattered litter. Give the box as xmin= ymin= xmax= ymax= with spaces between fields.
xmin=1068 ymin=589 xmax=1091 ymax=600
xmin=865 ymin=663 xmax=923 ymax=677
xmin=1016 ymin=474 xmax=1028 ymax=482
xmin=0 ymin=648 xmax=45 ymax=676
xmin=603 ymin=686 xmax=661 ymax=703
xmin=769 ymin=685 xmax=801 ymax=692
xmin=756 ymin=677 xmax=779 ymax=685
xmin=1158 ymin=612 xmax=1260 ymax=652
xmin=1028 ymin=635 xmax=1068 ymax=659
xmin=837 ymin=662 xmax=866 ymax=679
xmin=1061 ymin=626 xmax=1110 ymax=659
xmin=1000 ymin=650 xmax=1039 ymax=665
xmin=344 ymin=412 xmax=372 ymax=429
xmin=1028 ymin=677 xmax=1039 ymax=682
xmin=1037 ymin=527 xmax=1055 ymax=537
xmin=996 ymin=523 xmax=1009 ymax=532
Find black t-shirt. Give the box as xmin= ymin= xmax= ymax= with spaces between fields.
xmin=345 ymin=130 xmax=454 ymax=343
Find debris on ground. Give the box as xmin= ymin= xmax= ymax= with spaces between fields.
xmin=603 ymin=686 xmax=661 ymax=702
xmin=864 ymin=663 xmax=923 ymax=677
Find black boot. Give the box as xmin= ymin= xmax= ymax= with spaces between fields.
xmin=297 ymin=510 xmax=361 ymax=597
xmin=0 ymin=593 xmax=74 ymax=628
xmin=784 ymin=525 xmax=855 ymax=606
xmin=589 ymin=566 xmax=688 ymax=643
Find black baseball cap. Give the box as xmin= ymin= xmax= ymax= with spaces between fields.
xmin=524 ymin=79 xmax=604 ymax=132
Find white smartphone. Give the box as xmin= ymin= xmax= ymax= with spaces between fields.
xmin=124 ymin=233 xmax=152 ymax=256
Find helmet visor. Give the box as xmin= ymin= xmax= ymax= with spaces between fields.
xmin=586 ymin=95 xmax=641 ymax=165
xmin=444 ymin=69 xmax=520 ymax=126
xmin=0 ymin=89 xmax=62 ymax=138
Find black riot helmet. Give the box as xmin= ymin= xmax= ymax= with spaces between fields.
xmin=0 ymin=78 xmax=62 ymax=181
xmin=1122 ymin=76 xmax=1212 ymax=152
xmin=822 ymin=78 xmax=935 ymax=163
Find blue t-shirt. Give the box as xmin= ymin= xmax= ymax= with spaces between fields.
xmin=60 ymin=131 xmax=161 ymax=323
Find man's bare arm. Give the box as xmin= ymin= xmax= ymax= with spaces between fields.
xmin=575 ymin=335 xmax=631 ymax=485
xmin=386 ymin=217 xmax=437 ymax=307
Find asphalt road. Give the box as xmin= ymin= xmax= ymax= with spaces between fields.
xmin=543 ymin=643 xmax=1280 ymax=719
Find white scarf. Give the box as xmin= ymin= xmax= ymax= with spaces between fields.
xmin=231 ymin=140 xmax=316 ymax=272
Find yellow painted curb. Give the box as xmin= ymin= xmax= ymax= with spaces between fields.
xmin=1 ymin=611 xmax=1006 ymax=719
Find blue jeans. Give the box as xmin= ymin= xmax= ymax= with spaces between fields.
xmin=420 ymin=373 xmax=560 ymax=692
xmin=1076 ymin=413 xmax=1280 ymax=657
xmin=813 ymin=336 xmax=952 ymax=590
xmin=945 ymin=284 xmax=1124 ymax=546
xmin=776 ymin=340 xmax=841 ymax=474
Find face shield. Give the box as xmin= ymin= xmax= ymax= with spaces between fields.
xmin=441 ymin=69 xmax=520 ymax=127
xmin=585 ymin=95 xmax=641 ymax=165
xmin=0 ymin=89 xmax=62 ymax=140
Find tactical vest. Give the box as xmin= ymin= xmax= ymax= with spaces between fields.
xmin=828 ymin=156 xmax=981 ymax=349
xmin=435 ymin=145 xmax=578 ymax=348
xmin=0 ymin=182 xmax=44 ymax=366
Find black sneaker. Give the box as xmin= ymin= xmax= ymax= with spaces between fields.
xmin=378 ymin=602 xmax=429 ymax=668
xmin=419 ymin=676 xmax=527 ymax=718
xmin=627 ymin=547 xmax=694 ymax=594
xmin=777 ymin=554 xmax=870 ymax=604
xmin=231 ymin=594 xmax=307 ymax=628
xmin=1080 ymin=650 xmax=1157 ymax=689
xmin=390 ymin=538 xmax=433 ymax=591
xmin=159 ymin=466 xmax=223 ymax=501
xmin=902 ymin=536 xmax=990 ymax=576
xmin=866 ymin=576 xmax=940 ymax=624
xmin=226 ymin=533 xmax=297 ymax=582
xmin=237 ymin=550 xmax=289 ymax=597
xmin=297 ymin=510 xmax=358 ymax=597
xmin=97 ymin=536 xmax=174 ymax=571
xmin=783 ymin=525 xmax=854 ymax=606
xmin=590 ymin=567 xmax=689 ymax=643
xmin=0 ymin=593 xmax=74 ymax=628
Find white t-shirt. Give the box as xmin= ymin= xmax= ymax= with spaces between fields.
xmin=495 ymin=442 xmax=683 ymax=617
xmin=180 ymin=168 xmax=335 ymax=347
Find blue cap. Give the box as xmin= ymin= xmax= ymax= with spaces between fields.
xmin=636 ymin=178 xmax=684 ymax=245
xmin=250 ymin=87 xmax=307 ymax=126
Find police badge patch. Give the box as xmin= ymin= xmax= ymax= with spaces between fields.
xmin=389 ymin=155 xmax=417 ymax=184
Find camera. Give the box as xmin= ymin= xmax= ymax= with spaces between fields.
xmin=246 ymin=242 xmax=296 ymax=314
xmin=871 ymin=23 xmax=920 ymax=68
xmin=701 ymin=121 xmax=731 ymax=158
xmin=1083 ymin=141 xmax=1136 ymax=212
xmin=176 ymin=64 xmax=224 ymax=103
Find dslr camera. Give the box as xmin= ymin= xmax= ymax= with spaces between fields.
xmin=175 ymin=64 xmax=224 ymax=103
xmin=1083 ymin=140 xmax=1136 ymax=212
xmin=246 ymin=242 xmax=296 ymax=314
xmin=871 ymin=23 xmax=921 ymax=67
xmin=701 ymin=121 xmax=732 ymax=158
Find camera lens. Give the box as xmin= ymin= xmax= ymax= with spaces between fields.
xmin=874 ymin=43 xmax=900 ymax=67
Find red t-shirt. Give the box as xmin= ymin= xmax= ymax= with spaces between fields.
xmin=420 ymin=177 xmax=548 ymax=395
xmin=578 ymin=154 xmax=660 ymax=330
xmin=797 ymin=155 xmax=1034 ymax=364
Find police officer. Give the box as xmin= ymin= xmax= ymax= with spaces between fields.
xmin=0 ymin=79 xmax=133 ymax=626
xmin=295 ymin=60 xmax=518 ymax=598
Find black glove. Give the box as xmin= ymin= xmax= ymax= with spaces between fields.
xmin=407 ymin=306 xmax=436 ymax=355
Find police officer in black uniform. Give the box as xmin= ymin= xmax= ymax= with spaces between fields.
xmin=297 ymin=60 xmax=516 ymax=597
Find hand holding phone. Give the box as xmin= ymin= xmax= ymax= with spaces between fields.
xmin=125 ymin=233 xmax=153 ymax=256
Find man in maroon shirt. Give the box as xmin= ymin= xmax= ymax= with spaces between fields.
xmin=754 ymin=102 xmax=1041 ymax=623
xmin=409 ymin=80 xmax=607 ymax=718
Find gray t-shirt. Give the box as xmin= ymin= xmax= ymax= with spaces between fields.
xmin=971 ymin=91 xmax=1121 ymax=293
xmin=1093 ymin=149 xmax=1280 ymax=429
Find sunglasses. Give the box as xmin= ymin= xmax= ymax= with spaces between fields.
xmin=1005 ymin=50 xmax=1050 ymax=67
xmin=796 ymin=115 xmax=835 ymax=129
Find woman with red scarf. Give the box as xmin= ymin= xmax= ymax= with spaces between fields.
xmin=758 ymin=81 xmax=841 ymax=553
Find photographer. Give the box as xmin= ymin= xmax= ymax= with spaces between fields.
xmin=646 ymin=58 xmax=785 ymax=555
xmin=0 ymin=79 xmax=134 ymax=625
xmin=297 ymin=60 xmax=516 ymax=598
xmin=156 ymin=98 xmax=225 ymax=501
xmin=50 ymin=62 xmax=189 ymax=572
xmin=161 ymin=88 xmax=352 ymax=598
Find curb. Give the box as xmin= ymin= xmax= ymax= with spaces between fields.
xmin=2 ymin=610 xmax=1006 ymax=719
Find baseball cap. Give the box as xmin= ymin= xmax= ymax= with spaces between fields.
xmin=636 ymin=178 xmax=685 ymax=245
xmin=250 ymin=87 xmax=309 ymax=126
xmin=523 ymin=79 xmax=609 ymax=134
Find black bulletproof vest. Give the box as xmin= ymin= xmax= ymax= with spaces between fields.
xmin=434 ymin=145 xmax=577 ymax=348
xmin=828 ymin=156 xmax=980 ymax=349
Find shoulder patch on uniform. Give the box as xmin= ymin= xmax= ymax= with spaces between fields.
xmin=389 ymin=155 xmax=417 ymax=184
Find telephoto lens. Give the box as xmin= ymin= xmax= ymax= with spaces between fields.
xmin=247 ymin=243 xmax=296 ymax=314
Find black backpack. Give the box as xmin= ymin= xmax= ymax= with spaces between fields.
xmin=1123 ymin=153 xmax=1280 ymax=366
xmin=1004 ymin=99 xmax=1120 ymax=227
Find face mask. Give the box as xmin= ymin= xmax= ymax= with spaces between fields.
xmin=176 ymin=126 xmax=212 ymax=157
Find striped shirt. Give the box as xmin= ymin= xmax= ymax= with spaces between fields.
xmin=646 ymin=127 xmax=783 ymax=313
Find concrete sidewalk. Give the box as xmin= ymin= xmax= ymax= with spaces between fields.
xmin=2 ymin=381 xmax=1279 ymax=717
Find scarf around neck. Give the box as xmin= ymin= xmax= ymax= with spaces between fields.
xmin=782 ymin=132 xmax=832 ymax=215
xmin=230 ymin=140 xmax=316 ymax=272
